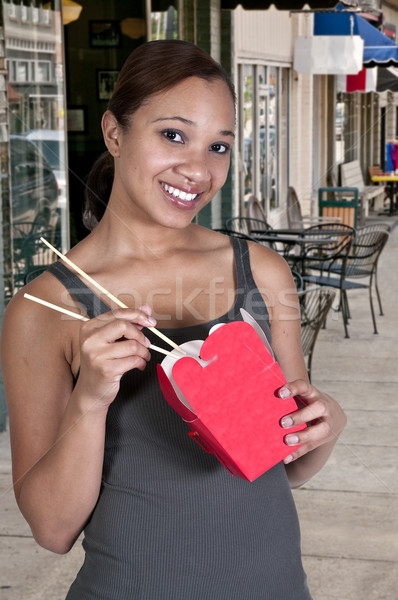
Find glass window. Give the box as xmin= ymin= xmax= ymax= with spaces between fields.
xmin=239 ymin=64 xmax=254 ymax=210
xmin=16 ymin=61 xmax=29 ymax=82
xmin=336 ymin=96 xmax=345 ymax=165
xmin=268 ymin=66 xmax=278 ymax=210
xmin=36 ymin=61 xmax=51 ymax=82
xmin=21 ymin=4 xmax=28 ymax=22
xmin=238 ymin=63 xmax=289 ymax=217
xmin=151 ymin=6 xmax=178 ymax=40
xmin=2 ymin=0 xmax=68 ymax=292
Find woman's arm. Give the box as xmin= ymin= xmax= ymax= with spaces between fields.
xmin=1 ymin=279 xmax=154 ymax=553
xmin=249 ymin=243 xmax=347 ymax=488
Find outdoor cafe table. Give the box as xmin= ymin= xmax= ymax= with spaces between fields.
xmin=370 ymin=173 xmax=398 ymax=215
xmin=250 ymin=228 xmax=345 ymax=272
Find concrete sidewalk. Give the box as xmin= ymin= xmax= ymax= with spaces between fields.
xmin=1 ymin=219 xmax=397 ymax=599
xmin=294 ymin=218 xmax=398 ymax=600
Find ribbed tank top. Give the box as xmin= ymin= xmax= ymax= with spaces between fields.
xmin=48 ymin=237 xmax=311 ymax=600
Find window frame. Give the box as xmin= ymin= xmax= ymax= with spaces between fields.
xmin=236 ymin=61 xmax=290 ymax=218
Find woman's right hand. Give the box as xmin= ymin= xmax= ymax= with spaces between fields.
xmin=75 ymin=306 xmax=156 ymax=410
xmin=2 ymin=290 xmax=158 ymax=552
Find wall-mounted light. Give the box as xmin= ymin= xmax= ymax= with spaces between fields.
xmin=43 ymin=0 xmax=83 ymax=25
xmin=120 ymin=18 xmax=146 ymax=39
xmin=62 ymin=0 xmax=83 ymax=25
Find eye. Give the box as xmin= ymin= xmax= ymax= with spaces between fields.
xmin=210 ymin=143 xmax=230 ymax=154
xmin=162 ymin=129 xmax=184 ymax=144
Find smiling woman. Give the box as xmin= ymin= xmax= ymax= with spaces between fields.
xmin=101 ymin=75 xmax=235 ymax=226
xmin=84 ymin=40 xmax=236 ymax=229
xmin=1 ymin=40 xmax=346 ymax=600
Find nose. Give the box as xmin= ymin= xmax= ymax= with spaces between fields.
xmin=175 ymin=147 xmax=210 ymax=185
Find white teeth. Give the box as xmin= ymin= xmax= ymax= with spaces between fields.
xmin=163 ymin=183 xmax=198 ymax=201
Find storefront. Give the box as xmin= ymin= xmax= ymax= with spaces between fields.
xmin=0 ymin=1 xmax=180 ymax=300
xmin=0 ymin=0 xmax=177 ymax=429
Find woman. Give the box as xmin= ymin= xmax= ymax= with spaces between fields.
xmin=1 ymin=40 xmax=346 ymax=599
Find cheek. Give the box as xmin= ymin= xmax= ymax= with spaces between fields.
xmin=212 ymin=158 xmax=231 ymax=187
xmin=139 ymin=146 xmax=176 ymax=175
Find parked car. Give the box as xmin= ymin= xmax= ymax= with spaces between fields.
xmin=9 ymin=135 xmax=58 ymax=225
xmin=23 ymin=129 xmax=67 ymax=206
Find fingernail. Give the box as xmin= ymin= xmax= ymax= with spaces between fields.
xmin=283 ymin=454 xmax=293 ymax=464
xmin=279 ymin=387 xmax=291 ymax=399
xmin=146 ymin=317 xmax=157 ymax=326
xmin=281 ymin=416 xmax=294 ymax=428
xmin=286 ymin=434 xmax=299 ymax=445
xmin=144 ymin=337 xmax=151 ymax=347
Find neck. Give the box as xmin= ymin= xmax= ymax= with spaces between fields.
xmin=91 ymin=206 xmax=195 ymax=261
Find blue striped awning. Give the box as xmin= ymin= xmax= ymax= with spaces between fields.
xmin=314 ymin=13 xmax=398 ymax=67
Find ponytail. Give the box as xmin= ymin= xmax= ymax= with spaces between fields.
xmin=83 ymin=151 xmax=114 ymax=230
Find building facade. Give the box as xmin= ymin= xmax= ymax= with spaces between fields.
xmin=1 ymin=0 xmax=398 ymax=428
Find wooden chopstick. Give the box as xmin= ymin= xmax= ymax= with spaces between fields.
xmin=40 ymin=237 xmax=186 ymax=355
xmin=23 ymin=293 xmax=183 ymax=360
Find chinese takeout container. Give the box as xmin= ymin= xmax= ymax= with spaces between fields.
xmin=157 ymin=312 xmax=305 ymax=482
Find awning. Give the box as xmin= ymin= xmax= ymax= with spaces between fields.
xmin=337 ymin=66 xmax=398 ymax=93
xmin=377 ymin=66 xmax=398 ymax=92
xmin=151 ymin=0 xmax=345 ymax=9
xmin=337 ymin=68 xmax=377 ymax=93
xmin=314 ymin=13 xmax=398 ymax=67
xmin=151 ymin=0 xmax=360 ymax=12
xmin=221 ymin=0 xmax=342 ymax=8
xmin=152 ymin=0 xmax=358 ymax=12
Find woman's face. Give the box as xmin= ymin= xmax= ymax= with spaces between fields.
xmin=106 ymin=76 xmax=235 ymax=229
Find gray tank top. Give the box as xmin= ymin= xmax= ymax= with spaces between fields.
xmin=48 ymin=237 xmax=311 ymax=600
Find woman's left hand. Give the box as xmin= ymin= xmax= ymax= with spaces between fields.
xmin=278 ymin=379 xmax=347 ymax=466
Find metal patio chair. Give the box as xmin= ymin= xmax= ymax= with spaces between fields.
xmin=225 ymin=216 xmax=273 ymax=236
xmin=298 ymin=287 xmax=336 ymax=381
xmin=247 ymin=195 xmax=268 ymax=223
xmin=302 ymin=228 xmax=389 ymax=338
xmin=287 ymin=186 xmax=340 ymax=229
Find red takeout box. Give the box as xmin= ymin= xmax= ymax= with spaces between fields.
xmin=157 ymin=319 xmax=306 ymax=482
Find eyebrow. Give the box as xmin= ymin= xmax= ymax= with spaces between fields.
xmin=152 ymin=116 xmax=235 ymax=138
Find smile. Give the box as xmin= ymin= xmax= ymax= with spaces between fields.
xmin=161 ymin=183 xmax=198 ymax=202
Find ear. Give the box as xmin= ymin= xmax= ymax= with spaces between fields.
xmin=102 ymin=110 xmax=121 ymax=158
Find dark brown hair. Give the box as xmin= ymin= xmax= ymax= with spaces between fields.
xmin=84 ymin=40 xmax=236 ymax=228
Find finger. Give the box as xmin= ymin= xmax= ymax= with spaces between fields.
xmin=283 ymin=421 xmax=333 ymax=464
xmin=278 ymin=379 xmax=314 ymax=402
xmin=134 ymin=305 xmax=156 ymax=330
xmin=113 ymin=307 xmax=157 ymax=328
xmin=80 ymin=322 xmax=152 ymax=365
xmin=284 ymin=419 xmax=331 ymax=448
xmin=102 ymin=338 xmax=152 ymax=362
xmin=281 ymin=398 xmax=328 ymax=429
xmin=84 ymin=316 xmax=152 ymax=345
xmin=137 ymin=304 xmax=153 ymax=318
xmin=89 ymin=308 xmax=156 ymax=330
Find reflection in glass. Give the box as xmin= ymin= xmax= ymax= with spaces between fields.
xmin=2 ymin=0 xmax=68 ymax=290
xmin=242 ymin=64 xmax=253 ymax=201
xmin=268 ymin=67 xmax=277 ymax=210
xmin=238 ymin=63 xmax=288 ymax=217
xmin=335 ymin=98 xmax=345 ymax=164
xmin=151 ymin=6 xmax=178 ymax=40
xmin=259 ymin=66 xmax=268 ymax=207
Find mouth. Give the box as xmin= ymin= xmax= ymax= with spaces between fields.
xmin=161 ymin=182 xmax=200 ymax=203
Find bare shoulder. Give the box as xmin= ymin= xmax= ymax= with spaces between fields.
xmin=191 ymin=224 xmax=235 ymax=251
xmin=247 ymin=240 xmax=295 ymax=291
xmin=1 ymin=270 xmax=78 ymax=376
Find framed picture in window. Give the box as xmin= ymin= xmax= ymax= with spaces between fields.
xmin=67 ymin=106 xmax=87 ymax=133
xmin=89 ymin=21 xmax=121 ymax=48
xmin=97 ymin=70 xmax=119 ymax=101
